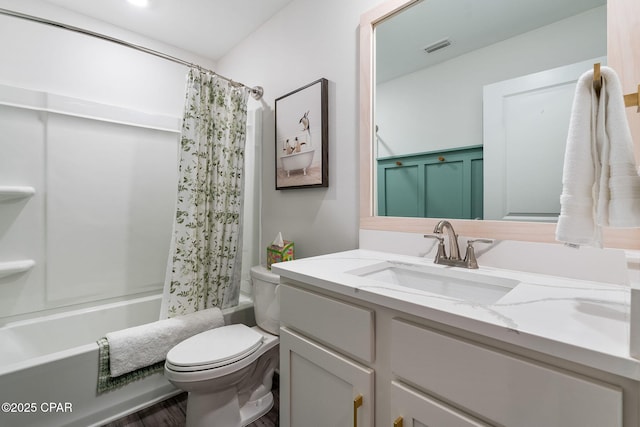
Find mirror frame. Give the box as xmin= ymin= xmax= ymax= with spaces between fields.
xmin=359 ymin=0 xmax=640 ymax=249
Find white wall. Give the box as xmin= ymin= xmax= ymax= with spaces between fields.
xmin=0 ymin=1 xmax=216 ymax=321
xmin=216 ymin=0 xmax=382 ymax=261
xmin=375 ymin=6 xmax=606 ymax=158
xmin=0 ymin=1 xmax=214 ymax=114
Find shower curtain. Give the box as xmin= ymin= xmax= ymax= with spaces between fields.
xmin=161 ymin=68 xmax=250 ymax=318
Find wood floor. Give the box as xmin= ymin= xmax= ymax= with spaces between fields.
xmin=102 ymin=375 xmax=279 ymax=427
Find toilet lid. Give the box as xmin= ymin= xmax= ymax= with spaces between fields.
xmin=166 ymin=324 xmax=264 ymax=372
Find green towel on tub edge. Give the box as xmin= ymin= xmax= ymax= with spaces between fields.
xmin=96 ymin=337 xmax=165 ymax=394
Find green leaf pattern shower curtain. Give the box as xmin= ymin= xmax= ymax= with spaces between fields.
xmin=162 ymin=68 xmax=250 ymax=317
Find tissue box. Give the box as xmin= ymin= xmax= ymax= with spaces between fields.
xmin=267 ymin=241 xmax=294 ymax=269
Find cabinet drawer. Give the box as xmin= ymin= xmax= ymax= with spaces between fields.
xmin=279 ymin=284 xmax=374 ymax=362
xmin=391 ymin=380 xmax=490 ymax=427
xmin=391 ymin=319 xmax=622 ymax=427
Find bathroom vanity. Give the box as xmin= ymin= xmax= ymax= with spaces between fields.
xmin=273 ymin=249 xmax=640 ymax=427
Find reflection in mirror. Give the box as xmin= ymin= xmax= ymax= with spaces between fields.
xmin=374 ymin=0 xmax=606 ymax=221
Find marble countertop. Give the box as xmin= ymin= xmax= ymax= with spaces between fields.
xmin=272 ymin=249 xmax=640 ymax=380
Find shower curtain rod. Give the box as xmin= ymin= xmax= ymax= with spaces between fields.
xmin=0 ymin=7 xmax=264 ymax=100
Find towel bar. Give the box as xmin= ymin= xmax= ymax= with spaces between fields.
xmin=593 ymin=63 xmax=602 ymax=96
xmin=593 ymin=63 xmax=639 ymax=112
xmin=623 ymin=84 xmax=639 ymax=112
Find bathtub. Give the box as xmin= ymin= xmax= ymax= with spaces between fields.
xmin=0 ymin=294 xmax=255 ymax=427
xmin=281 ymin=149 xmax=315 ymax=176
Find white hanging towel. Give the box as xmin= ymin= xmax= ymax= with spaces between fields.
xmin=556 ymin=66 xmax=640 ymax=247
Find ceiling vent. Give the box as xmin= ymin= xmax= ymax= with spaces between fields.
xmin=423 ymin=38 xmax=451 ymax=54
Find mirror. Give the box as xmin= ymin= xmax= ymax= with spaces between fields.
xmin=375 ymin=0 xmax=605 ymax=221
xmin=359 ymin=0 xmax=639 ymax=247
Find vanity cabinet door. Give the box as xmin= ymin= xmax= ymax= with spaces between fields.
xmin=390 ymin=380 xmax=491 ymax=427
xmin=280 ymin=327 xmax=374 ymax=427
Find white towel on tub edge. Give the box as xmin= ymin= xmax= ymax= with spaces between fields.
xmin=106 ymin=307 xmax=224 ymax=377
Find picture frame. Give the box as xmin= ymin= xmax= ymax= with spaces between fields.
xmin=274 ymin=78 xmax=328 ymax=190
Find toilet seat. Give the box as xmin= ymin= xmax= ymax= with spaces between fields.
xmin=166 ymin=324 xmax=264 ymax=372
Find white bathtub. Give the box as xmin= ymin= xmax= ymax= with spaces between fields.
xmin=281 ymin=149 xmax=315 ymax=176
xmin=0 ymin=294 xmax=255 ymax=427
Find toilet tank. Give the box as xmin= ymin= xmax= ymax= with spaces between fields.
xmin=250 ymin=265 xmax=280 ymax=335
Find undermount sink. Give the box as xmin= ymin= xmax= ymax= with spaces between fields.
xmin=348 ymin=261 xmax=519 ymax=305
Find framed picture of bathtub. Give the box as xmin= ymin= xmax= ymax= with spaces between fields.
xmin=275 ymin=78 xmax=328 ymax=189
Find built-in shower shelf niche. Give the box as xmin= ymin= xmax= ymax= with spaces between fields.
xmin=0 ymin=186 xmax=36 ymax=202
xmin=0 ymin=260 xmax=35 ymax=279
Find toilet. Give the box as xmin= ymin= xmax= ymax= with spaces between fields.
xmin=164 ymin=265 xmax=280 ymax=427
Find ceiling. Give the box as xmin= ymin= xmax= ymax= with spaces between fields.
xmin=40 ymin=0 xmax=294 ymax=61
xmin=376 ymin=0 xmax=606 ymax=83
xmin=34 ymin=0 xmax=606 ymax=80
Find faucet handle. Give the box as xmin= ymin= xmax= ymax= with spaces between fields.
xmin=424 ymin=234 xmax=446 ymax=263
xmin=463 ymin=238 xmax=493 ymax=269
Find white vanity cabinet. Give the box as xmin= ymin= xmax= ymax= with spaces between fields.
xmin=279 ymin=284 xmax=375 ymax=427
xmin=278 ymin=277 xmax=631 ymax=426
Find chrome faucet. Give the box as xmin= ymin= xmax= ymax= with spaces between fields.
xmin=433 ymin=220 xmax=461 ymax=260
xmin=424 ymin=220 xmax=493 ymax=269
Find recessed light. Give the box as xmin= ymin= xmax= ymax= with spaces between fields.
xmin=127 ymin=0 xmax=149 ymax=7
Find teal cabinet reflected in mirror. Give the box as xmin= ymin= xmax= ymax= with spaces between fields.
xmin=377 ymin=146 xmax=483 ymax=219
